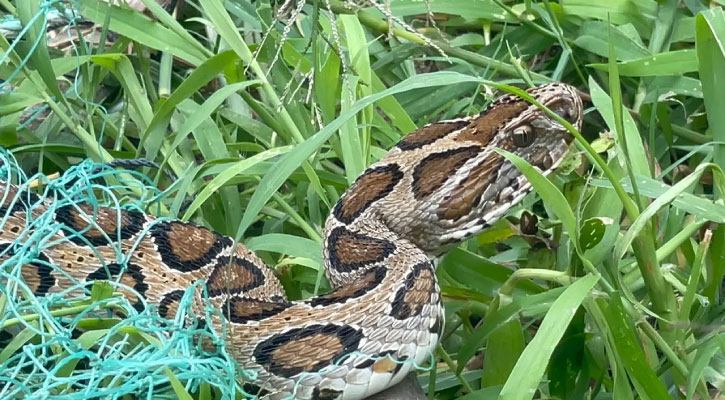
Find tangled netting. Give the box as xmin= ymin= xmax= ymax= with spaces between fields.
xmin=0 ymin=149 xmax=249 ymax=399
xmin=1 ymin=2 xmax=433 ymax=398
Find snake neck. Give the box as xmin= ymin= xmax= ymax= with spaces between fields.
xmin=321 ymin=213 xmax=432 ymax=290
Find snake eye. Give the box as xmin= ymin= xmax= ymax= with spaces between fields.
xmin=513 ymin=125 xmax=536 ymax=147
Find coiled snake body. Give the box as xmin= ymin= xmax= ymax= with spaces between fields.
xmin=2 ymin=83 xmax=582 ymax=399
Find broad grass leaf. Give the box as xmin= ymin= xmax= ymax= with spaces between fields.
xmin=456 ymin=287 xmax=567 ymax=374
xmin=79 ymin=0 xmax=207 ymax=65
xmin=498 ymin=274 xmax=599 ymax=400
xmin=696 ymin=9 xmax=725 ymax=175
xmin=603 ymin=293 xmax=671 ymax=400
xmin=590 ymin=49 xmax=698 ymax=76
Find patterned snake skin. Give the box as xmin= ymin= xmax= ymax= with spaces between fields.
xmin=1 ymin=83 xmax=582 ymax=399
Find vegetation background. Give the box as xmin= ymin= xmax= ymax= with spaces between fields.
xmin=0 ymin=0 xmax=724 ymax=399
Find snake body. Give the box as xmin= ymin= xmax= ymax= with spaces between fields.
xmin=1 ymin=83 xmax=582 ymax=399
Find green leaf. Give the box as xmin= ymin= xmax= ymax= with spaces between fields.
xmin=498 ymin=274 xmax=599 ymax=400
xmin=561 ymin=0 xmax=656 ymax=33
xmin=0 ymin=325 xmax=36 ymax=364
xmin=16 ymin=1 xmax=63 ymax=102
xmin=574 ymin=21 xmax=650 ymax=61
xmin=696 ymin=8 xmax=725 ymax=177
xmin=90 ymin=280 xmax=114 ymax=301
xmin=246 ymin=233 xmax=322 ymax=265
xmin=163 ymin=367 xmax=194 ymax=400
xmin=481 ymin=318 xmax=525 ymax=387
xmin=590 ymin=49 xmax=698 ymax=76
xmin=686 ymin=334 xmax=724 ymax=400
xmin=613 ymin=164 xmax=715 ymax=262
xmin=603 ymin=293 xmax=671 ymax=400
xmin=579 ymin=217 xmax=611 ymax=251
xmin=590 ymin=175 xmax=725 ymax=223
xmin=140 ymin=49 xmax=240 ymax=161
xmin=456 ymin=287 xmax=567 ymax=374
xmin=181 ymin=146 xmax=291 ymax=220
xmin=589 ymin=78 xmax=651 ymax=177
xmin=79 ymin=0 xmax=207 ymax=65
xmin=381 ymin=0 xmax=512 ymax=21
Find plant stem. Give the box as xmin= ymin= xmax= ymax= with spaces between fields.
xmin=437 ymin=344 xmax=475 ymax=394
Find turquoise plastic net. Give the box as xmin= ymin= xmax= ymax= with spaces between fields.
xmin=0 ymin=149 xmax=244 ymax=399
xmin=0 ymin=2 xmax=433 ymax=398
xmin=1 ymin=1 xmax=247 ymax=397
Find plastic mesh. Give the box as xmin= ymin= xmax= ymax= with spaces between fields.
xmin=0 ymin=149 xmax=243 ymax=399
xmin=0 ymin=2 xmax=434 ymax=398
xmin=0 ymin=151 xmax=434 ymax=399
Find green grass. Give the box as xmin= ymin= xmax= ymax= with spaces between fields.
xmin=1 ymin=0 xmax=725 ymax=399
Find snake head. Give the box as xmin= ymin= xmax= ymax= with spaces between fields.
xmin=326 ymin=83 xmax=583 ymax=257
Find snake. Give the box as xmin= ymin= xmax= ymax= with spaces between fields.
xmin=0 ymin=82 xmax=582 ymax=399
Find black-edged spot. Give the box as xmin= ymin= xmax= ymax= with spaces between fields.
xmin=390 ymin=262 xmax=437 ymax=320
xmin=253 ymin=324 xmax=363 ymax=378
xmin=353 ymin=350 xmax=408 ymax=375
xmin=206 ymin=256 xmax=265 ymax=297
xmin=223 ymin=296 xmax=290 ymax=324
xmin=454 ymin=100 xmax=529 ymax=145
xmin=396 ymin=120 xmax=469 ymax=151
xmin=373 ymin=355 xmax=407 ymax=375
xmin=55 ymin=204 xmax=145 ymax=247
xmin=411 ymin=146 xmax=479 ymax=200
xmin=150 ymin=221 xmax=232 ymax=273
xmin=308 ymin=266 xmax=386 ymax=307
xmin=158 ymin=289 xmax=186 ymax=319
xmin=430 ymin=316 xmax=442 ymax=336
xmin=312 ymin=387 xmax=343 ymax=400
xmin=437 ymin=153 xmax=504 ymax=221
xmin=326 ymin=227 xmax=395 ymax=274
xmin=86 ymin=262 xmax=148 ymax=310
xmin=332 ymin=164 xmax=403 ymax=224
xmin=0 ymin=243 xmax=56 ymax=297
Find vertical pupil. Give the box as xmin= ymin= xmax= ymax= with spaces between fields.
xmin=515 ymin=128 xmax=533 ymax=147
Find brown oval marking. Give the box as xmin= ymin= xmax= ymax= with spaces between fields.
xmin=396 ymin=120 xmax=469 ymax=151
xmin=55 ymin=204 xmax=145 ymax=247
xmin=390 ymin=262 xmax=436 ymax=320
xmin=1 ymin=243 xmax=56 ymax=297
xmin=454 ymin=100 xmax=528 ymax=145
xmin=206 ymin=256 xmax=265 ymax=297
xmin=86 ymin=262 xmax=148 ymax=310
xmin=308 ymin=266 xmax=386 ymax=307
xmin=327 ymin=227 xmax=395 ymax=274
xmin=411 ymin=146 xmax=480 ymax=199
xmin=437 ymin=153 xmax=504 ymax=221
xmin=223 ymin=296 xmax=290 ymax=324
xmin=332 ymin=164 xmax=403 ymax=224
xmin=151 ymin=221 xmax=232 ymax=272
xmin=372 ymin=356 xmax=397 ymax=373
xmin=253 ymin=324 xmax=363 ymax=378
xmin=355 ymin=350 xmax=408 ymax=375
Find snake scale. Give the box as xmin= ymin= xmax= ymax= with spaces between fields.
xmin=1 ymin=83 xmax=582 ymax=399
